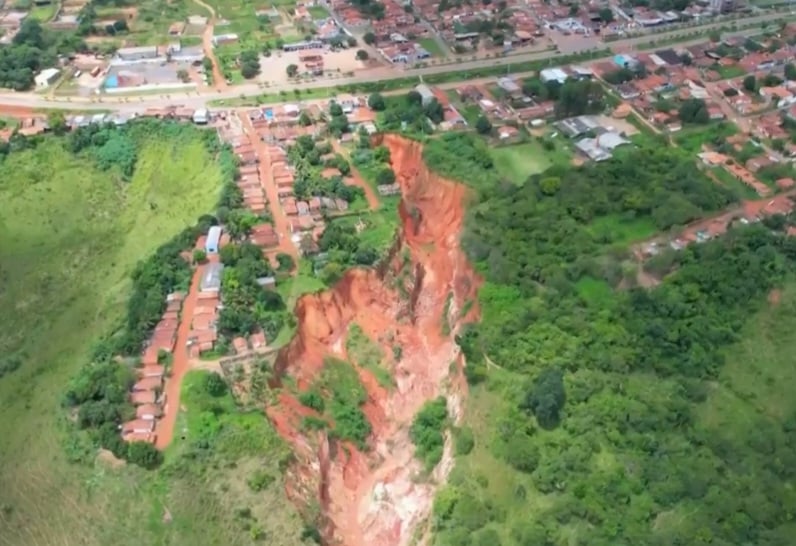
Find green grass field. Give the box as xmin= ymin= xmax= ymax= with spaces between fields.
xmin=0 ymin=128 xmax=304 ymax=545
xmin=588 ymin=214 xmax=658 ymax=245
xmin=489 ymin=140 xmax=570 ymax=185
xmin=418 ymin=37 xmax=446 ymax=57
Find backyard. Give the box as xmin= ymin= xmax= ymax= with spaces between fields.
xmin=488 ymin=138 xmax=571 ymax=185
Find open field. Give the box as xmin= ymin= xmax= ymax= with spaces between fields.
xmin=588 ymin=214 xmax=658 ymax=245
xmin=418 ymin=37 xmax=446 ymax=57
xmin=489 ymin=139 xmax=570 ymax=184
xmin=0 ymin=126 xmax=304 ymax=545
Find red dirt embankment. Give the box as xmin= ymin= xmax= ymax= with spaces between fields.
xmin=267 ymin=134 xmax=481 ymax=546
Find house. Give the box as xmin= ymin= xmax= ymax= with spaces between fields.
xmin=498 ymin=125 xmax=521 ymax=141
xmin=116 ymin=46 xmax=159 ymax=62
xmin=34 ymin=68 xmax=60 ymax=89
xmin=415 ymin=83 xmax=436 ymax=106
xmin=200 ymin=262 xmax=224 ymax=292
xmin=193 ymin=109 xmax=209 ymax=124
xmin=212 ymin=34 xmax=239 ymax=47
xmin=205 ymin=226 xmax=222 ymax=254
xmin=168 ymin=22 xmax=186 ymax=35
xmin=250 ymin=330 xmax=267 ymax=349
xmin=140 ymin=365 xmax=165 ymax=378
xmin=131 ymin=391 xmax=157 ymax=405
xmin=136 ymin=404 xmax=162 ymax=420
xmin=256 ymin=276 xmax=276 ymax=290
xmin=496 ymin=77 xmax=522 ymax=97
xmin=133 ymin=377 xmax=162 ymax=393
xmin=540 ymin=67 xmax=568 ymax=84
xmin=122 ymin=419 xmax=155 ymax=435
xmin=232 ymin=337 xmax=249 ymax=354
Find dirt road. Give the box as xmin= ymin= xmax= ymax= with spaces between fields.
xmin=331 ymin=140 xmax=380 ymax=210
xmin=238 ymin=112 xmax=299 ymax=261
xmin=155 ymin=262 xmax=204 ymax=450
xmin=191 ymin=0 xmax=228 ymax=92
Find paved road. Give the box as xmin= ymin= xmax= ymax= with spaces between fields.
xmin=0 ymin=11 xmax=788 ymax=112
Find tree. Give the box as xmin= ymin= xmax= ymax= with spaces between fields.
xmin=276 ymin=252 xmax=295 ymax=272
xmin=176 ymin=68 xmax=189 ymax=82
xmin=475 ymin=115 xmax=492 ymax=135
xmin=298 ymin=111 xmax=312 ymax=126
xmin=47 ymin=111 xmax=67 ymax=136
xmin=355 ymin=49 xmax=369 ymax=61
xmin=346 ymin=36 xmax=357 ymax=47
xmin=192 ymin=249 xmax=207 ymax=264
xmin=363 ymin=32 xmax=376 ymax=45
xmin=375 ymin=167 xmax=396 ymax=186
xmin=127 ymin=441 xmax=163 ymax=469
xmin=708 ymin=30 xmax=721 ymax=43
xmin=204 ymin=372 xmax=228 ymax=397
xmin=406 ymin=90 xmax=423 ymax=105
xmin=423 ymin=98 xmax=445 ymax=124
xmin=743 ymin=74 xmax=757 ymax=92
xmin=368 ymin=92 xmax=386 ymax=111
xmin=785 ymin=63 xmax=796 ymax=81
xmin=520 ymin=368 xmax=566 ymax=429
xmin=329 ymin=102 xmax=344 ymax=117
xmin=678 ymin=98 xmax=709 ymax=124
xmin=598 ymin=7 xmax=614 ymax=22
xmin=239 ymin=49 xmax=260 ymax=79
xmin=286 ymin=63 xmax=299 ymax=78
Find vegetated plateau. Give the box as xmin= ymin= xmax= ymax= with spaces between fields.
xmin=0 ymin=121 xmax=307 ymax=546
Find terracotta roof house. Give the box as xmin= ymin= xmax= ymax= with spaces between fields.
xmin=132 ymin=377 xmax=162 ymax=392
xmin=131 ymin=391 xmax=157 ymax=405
xmin=136 ymin=404 xmax=162 ymax=420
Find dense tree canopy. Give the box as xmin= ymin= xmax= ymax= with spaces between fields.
xmin=424 ymin=133 xmax=796 ymax=546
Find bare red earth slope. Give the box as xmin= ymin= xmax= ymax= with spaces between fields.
xmin=267 ymin=134 xmax=481 ymax=546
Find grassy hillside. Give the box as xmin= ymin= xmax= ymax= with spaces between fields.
xmin=0 ymin=127 xmax=304 ymax=546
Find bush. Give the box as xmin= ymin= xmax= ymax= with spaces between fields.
xmin=454 ymin=426 xmax=475 ymax=456
xmin=410 ymin=397 xmax=448 ymax=470
xmin=247 ymin=469 xmax=275 ymax=492
xmin=127 ymin=441 xmax=163 ymax=469
xmin=298 ymin=390 xmax=325 ymax=412
xmin=204 ymin=372 xmax=228 ymax=397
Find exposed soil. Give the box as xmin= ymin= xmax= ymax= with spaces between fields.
xmin=768 ymin=289 xmax=781 ymax=306
xmin=267 ymin=135 xmax=480 ymax=546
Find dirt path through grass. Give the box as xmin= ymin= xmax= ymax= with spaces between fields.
xmin=192 ymin=0 xmax=228 ymax=92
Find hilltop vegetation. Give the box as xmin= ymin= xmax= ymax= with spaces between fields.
xmin=0 ymin=122 xmax=304 ymax=545
xmin=424 ymin=133 xmax=796 ymax=546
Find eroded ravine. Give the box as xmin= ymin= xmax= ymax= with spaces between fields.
xmin=267 ymin=134 xmax=481 ymax=546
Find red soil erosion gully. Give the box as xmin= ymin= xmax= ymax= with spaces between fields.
xmin=267 ymin=134 xmax=482 ymax=546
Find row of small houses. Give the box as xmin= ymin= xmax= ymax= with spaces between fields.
xmin=66 ymin=107 xmax=209 ymax=129
xmin=121 ymin=292 xmax=184 ymax=444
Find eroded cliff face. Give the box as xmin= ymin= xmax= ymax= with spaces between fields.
xmin=268 ymin=134 xmax=480 ymax=546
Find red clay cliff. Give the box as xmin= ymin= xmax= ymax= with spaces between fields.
xmin=268 ymin=134 xmax=480 ymax=546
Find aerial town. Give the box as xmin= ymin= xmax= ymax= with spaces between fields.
xmin=3 ymin=0 xmax=796 ymax=545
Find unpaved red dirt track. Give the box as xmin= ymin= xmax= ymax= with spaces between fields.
xmin=239 ymin=112 xmax=299 ymax=261
xmin=331 ymin=140 xmax=381 ymax=211
xmin=268 ymin=135 xmax=480 ymax=546
xmin=0 ymin=105 xmax=35 ymax=118
xmin=155 ymin=261 xmax=207 ymax=449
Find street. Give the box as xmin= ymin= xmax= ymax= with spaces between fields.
xmin=0 ymin=11 xmax=790 ymax=113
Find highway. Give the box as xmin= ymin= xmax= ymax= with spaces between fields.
xmin=0 ymin=11 xmax=790 ymax=112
